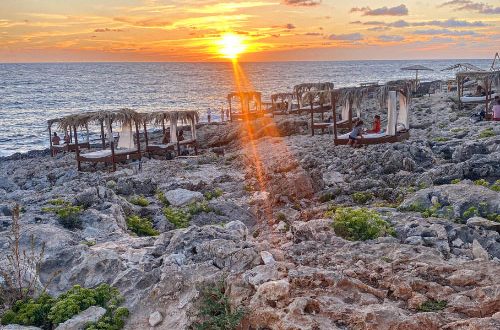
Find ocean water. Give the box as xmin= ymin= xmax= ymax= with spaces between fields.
xmin=0 ymin=59 xmax=492 ymax=156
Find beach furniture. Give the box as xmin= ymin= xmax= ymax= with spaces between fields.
xmin=66 ymin=109 xmax=142 ymax=171
xmin=333 ymin=84 xmax=411 ymax=145
xmin=48 ymin=117 xmax=91 ymax=156
xmin=293 ymin=82 xmax=334 ymax=114
xmin=141 ymin=110 xmax=199 ymax=158
xmin=227 ymin=91 xmax=264 ymax=121
xmin=456 ymin=70 xmax=500 ymax=118
xmin=270 ymin=92 xmax=297 ymax=116
xmin=401 ymin=65 xmax=433 ymax=93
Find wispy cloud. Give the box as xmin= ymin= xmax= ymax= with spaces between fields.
xmin=350 ymin=4 xmax=408 ymax=16
xmin=413 ymin=29 xmax=478 ymax=36
xmin=328 ymin=33 xmax=363 ymax=41
xmin=283 ymin=0 xmax=321 ymax=7
xmin=94 ymin=28 xmax=123 ymax=32
xmin=351 ymin=18 xmax=487 ymax=28
xmin=438 ymin=0 xmax=500 ymax=14
xmin=378 ymin=35 xmax=404 ymax=42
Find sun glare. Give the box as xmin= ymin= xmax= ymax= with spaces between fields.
xmin=217 ymin=33 xmax=246 ymax=60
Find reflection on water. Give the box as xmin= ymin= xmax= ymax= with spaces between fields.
xmin=0 ymin=59 xmax=491 ymax=156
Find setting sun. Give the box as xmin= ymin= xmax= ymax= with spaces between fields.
xmin=217 ymin=33 xmax=247 ymax=60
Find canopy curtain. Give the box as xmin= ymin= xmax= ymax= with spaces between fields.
xmin=117 ymin=120 xmax=134 ymax=149
xmin=397 ymin=93 xmax=409 ymax=130
xmin=386 ymin=91 xmax=397 ymax=136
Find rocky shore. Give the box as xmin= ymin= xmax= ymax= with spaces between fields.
xmin=1 ymin=92 xmax=499 ymax=329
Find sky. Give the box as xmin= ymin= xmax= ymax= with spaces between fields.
xmin=0 ymin=0 xmax=498 ymax=62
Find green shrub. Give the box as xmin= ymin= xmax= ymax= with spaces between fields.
xmin=417 ymin=300 xmax=447 ymax=312
xmin=352 ymin=192 xmax=373 ymax=204
xmin=1 ymin=284 xmax=128 ymax=330
xmin=324 ymin=204 xmax=338 ymax=218
xmin=486 ymin=213 xmax=500 ymax=222
xmin=41 ymin=199 xmax=83 ymax=230
xmin=330 ymin=207 xmax=395 ymax=241
xmin=155 ymin=190 xmax=170 ymax=207
xmin=129 ymin=195 xmax=149 ymax=207
xmin=193 ymin=280 xmax=245 ymax=330
xmin=491 ymin=180 xmax=500 ymax=192
xmin=163 ymin=207 xmax=191 ymax=229
xmin=319 ymin=192 xmax=334 ymax=203
xmin=126 ymin=215 xmax=159 ymax=236
xmin=462 ymin=206 xmax=479 ymax=220
xmin=478 ymin=128 xmax=495 ymax=139
xmin=187 ymin=201 xmax=214 ymax=215
xmin=276 ymin=213 xmax=286 ymax=222
xmin=204 ymin=188 xmax=223 ymax=201
xmin=473 ymin=179 xmax=489 ymax=187
xmin=421 ymin=203 xmax=442 ymax=218
xmin=451 ymin=179 xmax=461 ymax=184
xmin=433 ymin=137 xmax=450 ymax=142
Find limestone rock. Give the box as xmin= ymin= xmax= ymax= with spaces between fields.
xmin=164 ymin=188 xmax=203 ymax=207
xmin=472 ymin=239 xmax=489 ymax=260
xmin=148 ymin=311 xmax=163 ymax=327
xmin=55 ymin=306 xmax=106 ymax=330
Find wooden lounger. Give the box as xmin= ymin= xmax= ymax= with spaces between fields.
xmin=77 ymin=148 xmax=141 ymax=170
xmin=334 ymin=131 xmax=410 ymax=145
xmin=146 ymin=143 xmax=176 ymax=157
xmin=52 ymin=142 xmax=90 ymax=154
xmin=178 ymin=139 xmax=198 ymax=155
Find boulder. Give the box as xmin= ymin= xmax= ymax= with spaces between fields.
xmin=164 ymin=189 xmax=203 ymax=207
xmin=467 ymin=217 xmax=500 ymax=231
xmin=148 ymin=311 xmax=163 ymax=327
xmin=55 ymin=306 xmax=106 ymax=330
xmin=1 ymin=326 xmax=42 ymax=330
xmin=472 ymin=239 xmax=489 ymax=260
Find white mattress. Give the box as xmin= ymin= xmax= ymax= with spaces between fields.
xmin=337 ymin=132 xmax=387 ymax=139
xmin=81 ymin=148 xmax=137 ymax=159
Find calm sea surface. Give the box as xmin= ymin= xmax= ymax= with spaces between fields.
xmin=0 ymin=59 xmax=491 ymax=156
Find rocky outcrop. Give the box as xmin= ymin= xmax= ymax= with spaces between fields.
xmin=55 ymin=306 xmax=106 ymax=330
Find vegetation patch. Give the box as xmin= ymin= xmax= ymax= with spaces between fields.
xmin=163 ymin=206 xmax=191 ymax=229
xmin=155 ymin=190 xmax=170 ymax=207
xmin=478 ymin=128 xmax=495 ymax=139
xmin=1 ymin=284 xmax=128 ymax=330
xmin=276 ymin=212 xmax=286 ymax=222
xmin=417 ymin=300 xmax=447 ymax=312
xmin=352 ymin=192 xmax=373 ymax=204
xmin=129 ymin=195 xmax=149 ymax=207
xmin=491 ymin=180 xmax=500 ymax=192
xmin=193 ymin=280 xmax=245 ymax=330
xmin=204 ymin=188 xmax=223 ymax=201
xmin=319 ymin=192 xmax=334 ymax=203
xmin=451 ymin=179 xmax=461 ymax=184
xmin=329 ymin=207 xmax=395 ymax=241
xmin=41 ymin=199 xmax=83 ymax=230
xmin=126 ymin=215 xmax=159 ymax=236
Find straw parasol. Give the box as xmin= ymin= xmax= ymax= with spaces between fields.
xmin=441 ymin=63 xmax=483 ymax=72
xmin=401 ymin=65 xmax=433 ymax=91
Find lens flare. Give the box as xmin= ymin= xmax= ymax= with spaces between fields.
xmin=217 ymin=33 xmax=246 ymax=59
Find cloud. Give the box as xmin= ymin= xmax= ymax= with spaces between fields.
xmin=284 ymin=23 xmax=296 ymax=29
xmin=350 ymin=4 xmax=408 ymax=16
xmin=378 ymin=35 xmax=404 ymax=42
xmin=283 ymin=0 xmax=321 ymax=6
xmin=304 ymin=32 xmax=322 ymax=36
xmin=328 ymin=33 xmax=363 ymax=41
xmin=351 ymin=18 xmax=486 ymax=28
xmin=438 ymin=0 xmax=500 ymax=14
xmin=413 ymin=29 xmax=477 ymax=36
xmin=114 ymin=17 xmax=171 ymax=27
xmin=94 ymin=28 xmax=123 ymax=32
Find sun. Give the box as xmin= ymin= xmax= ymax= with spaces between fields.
xmin=217 ymin=33 xmax=246 ymax=59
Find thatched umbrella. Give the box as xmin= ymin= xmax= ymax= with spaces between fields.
xmin=401 ymin=65 xmax=433 ymax=91
xmin=441 ymin=63 xmax=483 ymax=72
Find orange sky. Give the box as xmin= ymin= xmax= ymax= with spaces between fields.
xmin=0 ymin=0 xmax=498 ymax=62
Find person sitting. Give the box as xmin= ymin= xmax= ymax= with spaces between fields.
xmin=63 ymin=132 xmax=70 ymax=144
xmin=493 ymin=99 xmax=500 ymax=121
xmin=162 ymin=131 xmax=170 ymax=144
xmin=474 ymin=85 xmax=486 ymax=97
xmin=366 ymin=115 xmax=381 ymax=133
xmin=347 ymin=120 xmax=364 ymax=148
xmin=52 ymin=132 xmax=61 ymax=145
xmin=177 ymin=129 xmax=185 ymax=142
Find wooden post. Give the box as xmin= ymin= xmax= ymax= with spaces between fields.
xmin=110 ymin=141 xmax=116 ymax=172
xmin=135 ymin=121 xmax=142 ymax=160
xmin=348 ymin=99 xmax=353 ymax=130
xmin=100 ymin=120 xmax=106 ymax=149
xmin=332 ymin=92 xmax=338 ymax=144
xmin=229 ymin=97 xmax=232 ymax=122
xmin=73 ymin=125 xmax=81 ymax=171
xmin=48 ymin=124 xmax=53 ymax=157
xmin=161 ymin=118 xmax=166 ymax=136
xmin=143 ymin=121 xmax=150 ymax=158
xmin=310 ymin=102 xmax=314 ymax=136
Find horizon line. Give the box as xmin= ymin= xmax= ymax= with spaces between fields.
xmin=0 ymin=57 xmax=493 ymax=65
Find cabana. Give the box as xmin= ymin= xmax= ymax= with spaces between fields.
xmin=59 ymin=109 xmax=143 ymax=171
xmin=456 ymin=70 xmax=500 ymax=114
xmin=142 ymin=110 xmax=199 ymax=157
xmin=332 ymin=83 xmax=411 ymax=145
xmin=293 ymin=82 xmax=334 ymax=114
xmin=48 ymin=117 xmax=92 ymax=156
xmin=401 ymin=65 xmax=433 ymax=92
xmin=227 ymin=91 xmax=263 ymax=121
xmin=270 ymin=92 xmax=297 ymax=115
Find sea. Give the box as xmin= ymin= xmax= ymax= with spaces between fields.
xmin=0 ymin=59 xmax=492 ymax=157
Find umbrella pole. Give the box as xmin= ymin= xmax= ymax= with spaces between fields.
xmin=415 ymin=71 xmax=418 ymax=92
